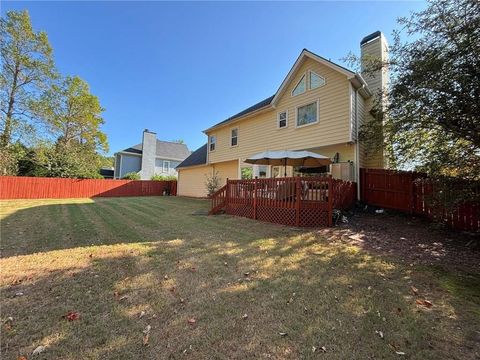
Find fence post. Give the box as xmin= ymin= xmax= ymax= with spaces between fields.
xmin=253 ymin=176 xmax=258 ymax=220
xmin=295 ymin=177 xmax=301 ymax=227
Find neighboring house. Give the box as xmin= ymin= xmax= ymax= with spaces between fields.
xmin=176 ymin=31 xmax=388 ymax=198
xmin=99 ymin=167 xmax=114 ymax=179
xmin=114 ymin=130 xmax=191 ymax=179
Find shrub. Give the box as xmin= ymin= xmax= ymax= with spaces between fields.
xmin=205 ymin=171 xmax=221 ymax=197
xmin=122 ymin=172 xmax=140 ymax=180
xmin=151 ymin=174 xmax=177 ymax=181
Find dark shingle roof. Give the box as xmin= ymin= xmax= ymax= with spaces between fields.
xmin=121 ymin=140 xmax=190 ymax=160
xmin=176 ymin=144 xmax=207 ymax=169
xmin=208 ymin=95 xmax=275 ymax=130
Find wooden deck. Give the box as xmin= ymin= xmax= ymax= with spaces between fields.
xmin=209 ymin=176 xmax=356 ymax=227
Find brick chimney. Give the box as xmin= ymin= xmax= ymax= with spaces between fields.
xmin=140 ymin=129 xmax=156 ymax=180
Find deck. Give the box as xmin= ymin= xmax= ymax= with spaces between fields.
xmin=209 ymin=176 xmax=356 ymax=227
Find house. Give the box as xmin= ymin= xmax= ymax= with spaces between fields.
xmin=176 ymin=31 xmax=388 ymax=198
xmin=114 ymin=130 xmax=191 ymax=180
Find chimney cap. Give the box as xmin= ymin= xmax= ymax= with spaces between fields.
xmin=143 ymin=129 xmax=156 ymax=134
xmin=360 ymin=31 xmax=382 ymax=46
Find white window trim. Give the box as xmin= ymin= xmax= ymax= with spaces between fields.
xmin=277 ymin=110 xmax=288 ymax=129
xmin=230 ymin=127 xmax=239 ymax=147
xmin=163 ymin=160 xmax=170 ymax=173
xmin=309 ymin=70 xmax=326 ymax=90
xmin=291 ymin=73 xmax=306 ymax=97
xmin=295 ymin=99 xmax=319 ymax=128
xmin=209 ymin=135 xmax=216 ymax=152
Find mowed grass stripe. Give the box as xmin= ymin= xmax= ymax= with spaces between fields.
xmin=81 ymin=200 xmax=140 ymax=242
xmin=65 ymin=203 xmax=102 ymax=246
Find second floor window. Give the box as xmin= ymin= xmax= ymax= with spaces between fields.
xmin=278 ymin=111 xmax=287 ymax=128
xmin=297 ymin=101 xmax=318 ymax=127
xmin=209 ymin=135 xmax=216 ymax=151
xmin=163 ymin=160 xmax=170 ymax=172
xmin=231 ymin=128 xmax=238 ymax=146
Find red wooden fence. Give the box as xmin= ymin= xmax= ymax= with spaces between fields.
xmin=0 ymin=176 xmax=177 ymax=199
xmin=360 ymin=168 xmax=480 ymax=231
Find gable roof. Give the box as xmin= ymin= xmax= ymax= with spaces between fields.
xmin=204 ymin=48 xmax=370 ymax=133
xmin=176 ymin=143 xmax=207 ymax=169
xmin=120 ymin=140 xmax=191 ymax=160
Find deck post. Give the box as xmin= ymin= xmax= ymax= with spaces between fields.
xmin=295 ymin=177 xmax=301 ymax=227
xmin=253 ymin=176 xmax=258 ymax=220
xmin=225 ymin=178 xmax=229 ymax=211
xmin=328 ymin=176 xmax=333 ymax=226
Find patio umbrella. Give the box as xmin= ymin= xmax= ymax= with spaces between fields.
xmin=244 ymin=150 xmax=331 ymax=177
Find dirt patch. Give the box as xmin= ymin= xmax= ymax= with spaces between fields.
xmin=319 ymin=210 xmax=480 ymax=273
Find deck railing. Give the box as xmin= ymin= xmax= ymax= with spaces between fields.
xmin=210 ymin=176 xmax=356 ymax=227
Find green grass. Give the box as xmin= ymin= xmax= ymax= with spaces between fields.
xmin=0 ymin=197 xmax=479 ymax=359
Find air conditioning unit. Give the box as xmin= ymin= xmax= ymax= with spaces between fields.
xmin=331 ymin=162 xmax=354 ymax=181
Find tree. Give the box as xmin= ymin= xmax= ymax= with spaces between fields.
xmin=0 ymin=10 xmax=56 ymax=148
xmin=35 ymin=76 xmax=108 ymax=152
xmin=349 ymin=0 xmax=480 ymax=181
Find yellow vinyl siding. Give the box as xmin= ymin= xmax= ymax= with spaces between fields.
xmin=207 ymin=58 xmax=351 ymax=164
xmin=212 ymin=160 xmax=238 ymax=183
xmin=177 ymin=160 xmax=238 ymax=198
xmin=177 ymin=165 xmax=212 ymax=197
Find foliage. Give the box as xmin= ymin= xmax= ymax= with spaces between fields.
xmin=32 ymin=141 xmax=103 ymax=178
xmin=151 ymin=174 xmax=176 ymax=181
xmin=0 ymin=10 xmax=56 ymax=148
xmin=241 ymin=167 xmax=253 ymax=179
xmin=171 ymin=139 xmax=185 ymax=144
xmin=347 ymin=0 xmax=480 ymax=182
xmin=33 ymin=75 xmax=108 ymax=153
xmin=122 ymin=172 xmax=140 ymax=180
xmin=205 ymin=171 xmax=221 ymax=196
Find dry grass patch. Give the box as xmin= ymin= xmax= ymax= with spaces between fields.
xmin=1 ymin=197 xmax=479 ymax=359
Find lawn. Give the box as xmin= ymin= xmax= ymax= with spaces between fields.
xmin=1 ymin=197 xmax=479 ymax=359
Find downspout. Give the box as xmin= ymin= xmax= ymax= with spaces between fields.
xmin=355 ymin=86 xmax=362 ymax=200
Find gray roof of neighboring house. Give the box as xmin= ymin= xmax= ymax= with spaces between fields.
xmin=121 ymin=140 xmax=191 ymax=160
xmin=176 ymin=143 xmax=207 ymax=168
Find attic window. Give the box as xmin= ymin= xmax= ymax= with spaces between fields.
xmin=309 ymin=71 xmax=325 ymax=89
xmin=292 ymin=74 xmax=306 ymax=96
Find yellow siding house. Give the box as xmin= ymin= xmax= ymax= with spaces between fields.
xmin=177 ymin=31 xmax=388 ymax=198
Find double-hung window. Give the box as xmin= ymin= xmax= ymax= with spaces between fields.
xmin=278 ymin=111 xmax=287 ymax=128
xmin=209 ymin=135 xmax=216 ymax=151
xmin=231 ymin=128 xmax=238 ymax=147
xmin=163 ymin=160 xmax=170 ymax=173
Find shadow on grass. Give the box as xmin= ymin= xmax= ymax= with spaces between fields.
xmin=2 ymin=226 xmax=480 ymax=359
xmin=1 ymin=197 xmax=479 ymax=359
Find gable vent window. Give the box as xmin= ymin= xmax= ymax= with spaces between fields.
xmin=209 ymin=135 xmax=216 ymax=151
xmin=309 ymin=71 xmax=326 ymax=90
xmin=231 ymin=128 xmax=238 ymax=147
xmin=292 ymin=74 xmax=306 ymax=96
xmin=278 ymin=111 xmax=287 ymax=128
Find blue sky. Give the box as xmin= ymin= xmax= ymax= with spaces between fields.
xmin=2 ymin=1 xmax=426 ymax=155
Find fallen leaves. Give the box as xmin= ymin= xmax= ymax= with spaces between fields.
xmin=411 ymin=286 xmax=419 ymax=295
xmin=375 ymin=330 xmax=384 ymax=339
xmin=32 ymin=345 xmax=46 ymax=356
xmin=415 ymin=299 xmax=433 ymax=308
xmin=142 ymin=325 xmax=151 ymax=346
xmin=187 ymin=318 xmax=196 ymax=326
xmin=63 ymin=311 xmax=80 ymax=321
xmin=242 ymin=313 xmax=248 ymax=320
xmin=278 ymin=332 xmax=288 ymax=337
